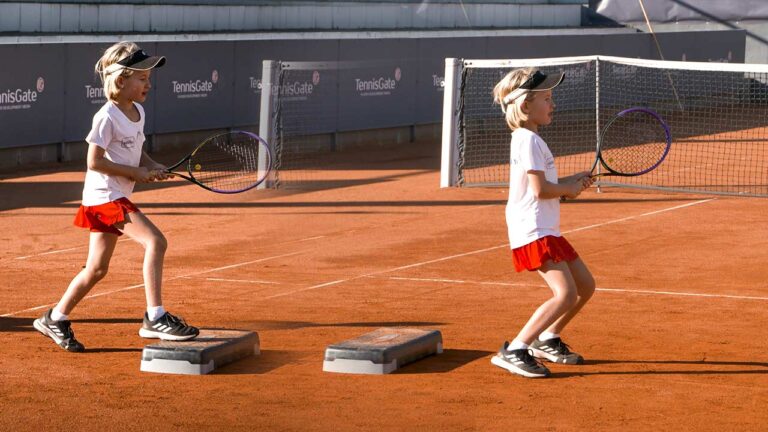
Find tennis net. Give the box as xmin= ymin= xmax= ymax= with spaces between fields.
xmin=259 ymin=59 xmax=423 ymax=189
xmin=441 ymin=55 xmax=768 ymax=197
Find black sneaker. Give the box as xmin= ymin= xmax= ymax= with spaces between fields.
xmin=33 ymin=309 xmax=85 ymax=353
xmin=490 ymin=342 xmax=550 ymax=378
xmin=530 ymin=337 xmax=584 ymax=364
xmin=139 ymin=312 xmax=199 ymax=341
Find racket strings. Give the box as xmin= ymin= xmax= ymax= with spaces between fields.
xmin=189 ymin=133 xmax=269 ymax=192
xmin=600 ymin=111 xmax=670 ymax=175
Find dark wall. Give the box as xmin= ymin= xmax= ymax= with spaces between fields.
xmin=0 ymin=29 xmax=745 ymax=149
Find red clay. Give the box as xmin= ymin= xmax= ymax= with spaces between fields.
xmin=1 ymin=147 xmax=767 ymax=431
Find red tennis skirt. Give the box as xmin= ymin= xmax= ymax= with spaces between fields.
xmin=73 ymin=197 xmax=139 ymax=236
xmin=512 ymin=235 xmax=579 ymax=272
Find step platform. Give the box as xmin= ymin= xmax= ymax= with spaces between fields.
xmin=323 ymin=327 xmax=442 ymax=374
xmin=140 ymin=329 xmax=259 ymax=375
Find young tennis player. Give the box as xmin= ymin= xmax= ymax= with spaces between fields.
xmin=33 ymin=42 xmax=199 ymax=352
xmin=489 ymin=68 xmax=596 ymax=378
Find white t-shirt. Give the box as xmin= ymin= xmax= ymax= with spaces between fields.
xmin=81 ymin=102 xmax=146 ymax=206
xmin=505 ymin=128 xmax=561 ymax=249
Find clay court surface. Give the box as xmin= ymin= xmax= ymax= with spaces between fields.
xmin=1 ymin=144 xmax=766 ymax=431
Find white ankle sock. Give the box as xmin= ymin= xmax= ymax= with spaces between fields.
xmin=508 ymin=340 xmax=529 ymax=351
xmin=147 ymin=305 xmax=166 ymax=321
xmin=50 ymin=308 xmax=68 ymax=322
xmin=538 ymin=331 xmax=560 ymax=341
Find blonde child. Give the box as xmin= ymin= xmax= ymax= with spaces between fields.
xmin=490 ymin=69 xmax=595 ymax=378
xmin=33 ymin=42 xmax=198 ymax=352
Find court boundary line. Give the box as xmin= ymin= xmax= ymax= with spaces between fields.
xmin=376 ymin=276 xmax=768 ymax=301
xmin=13 ymin=235 xmax=140 ymax=261
xmin=181 ymin=277 xmax=282 ymax=285
xmin=253 ymin=198 xmax=717 ymax=300
xmin=2 ymin=197 xmax=717 ymax=316
xmin=0 ymin=251 xmax=301 ymax=317
xmin=7 ymin=233 xmax=321 ymax=262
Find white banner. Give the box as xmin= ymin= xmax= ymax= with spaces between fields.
xmin=596 ymin=0 xmax=768 ymax=22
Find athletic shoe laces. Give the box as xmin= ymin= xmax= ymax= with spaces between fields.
xmin=552 ymin=339 xmax=572 ymax=355
xmin=57 ymin=320 xmax=75 ymax=339
xmin=524 ymin=349 xmax=547 ymax=369
xmin=165 ymin=313 xmax=184 ymax=327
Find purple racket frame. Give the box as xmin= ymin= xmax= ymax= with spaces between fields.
xmin=593 ymin=107 xmax=672 ymax=177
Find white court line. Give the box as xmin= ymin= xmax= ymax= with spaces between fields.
xmin=256 ymin=203 xmax=502 ymax=300
xmin=13 ymin=237 xmax=138 ymax=261
xmin=384 ymin=276 xmax=535 ymax=287
xmin=15 ymin=245 xmax=86 ymax=260
xmin=377 ymin=198 xmax=717 ymax=273
xmin=8 ymin=231 xmax=323 ymax=262
xmin=564 ymin=198 xmax=717 ymax=234
xmin=258 ymin=198 xmax=717 ymax=300
xmin=181 ymin=277 xmax=281 ymax=285
xmin=3 ymin=198 xmax=718 ymax=313
xmin=596 ymin=287 xmax=768 ymax=301
xmin=261 ymin=279 xmax=347 ymax=300
xmin=364 ymin=198 xmax=717 ymax=279
xmin=0 ymin=251 xmax=301 ymax=317
xmin=298 ymin=235 xmax=326 ymax=242
xmin=376 ymin=276 xmax=768 ymax=301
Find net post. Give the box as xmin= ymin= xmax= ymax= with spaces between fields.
xmin=441 ymin=58 xmax=462 ymax=188
xmin=258 ymin=60 xmax=279 ymax=189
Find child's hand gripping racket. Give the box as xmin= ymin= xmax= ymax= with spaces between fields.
xmin=591 ymin=107 xmax=672 ymax=178
xmin=164 ymin=131 xmax=272 ymax=194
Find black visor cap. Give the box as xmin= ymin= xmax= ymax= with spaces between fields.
xmin=117 ymin=50 xmax=166 ymax=71
xmin=520 ymin=70 xmax=565 ymax=91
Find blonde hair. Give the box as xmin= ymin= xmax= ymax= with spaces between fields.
xmin=95 ymin=41 xmax=140 ymax=101
xmin=492 ymin=67 xmax=538 ymax=130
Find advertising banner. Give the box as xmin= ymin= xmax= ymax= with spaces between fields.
xmin=0 ymin=44 xmax=66 ymax=149
xmin=153 ymin=41 xmax=234 ymax=133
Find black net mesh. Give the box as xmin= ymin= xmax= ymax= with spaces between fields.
xmin=459 ymin=60 xmax=596 ymax=187
xmin=457 ymin=57 xmax=768 ymax=196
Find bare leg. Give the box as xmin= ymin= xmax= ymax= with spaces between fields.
xmin=55 ymin=232 xmax=119 ymax=314
xmin=512 ymin=260 xmax=579 ymax=345
xmin=119 ymin=211 xmax=167 ymax=308
xmin=544 ymin=257 xmax=595 ymax=335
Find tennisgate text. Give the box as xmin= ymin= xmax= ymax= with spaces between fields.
xmin=172 ymin=80 xmax=214 ymax=94
xmin=355 ymin=77 xmax=397 ymax=92
xmin=0 ymin=88 xmax=38 ymax=104
xmin=251 ymin=78 xmax=314 ymax=97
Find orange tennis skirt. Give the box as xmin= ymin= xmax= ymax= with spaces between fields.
xmin=73 ymin=197 xmax=139 ymax=236
xmin=512 ymin=235 xmax=579 ymax=272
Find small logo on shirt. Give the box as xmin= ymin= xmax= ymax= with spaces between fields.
xmin=120 ymin=136 xmax=136 ymax=149
xmin=545 ymin=156 xmax=555 ymax=169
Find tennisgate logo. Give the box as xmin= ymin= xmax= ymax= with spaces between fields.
xmin=249 ymin=75 xmax=316 ymax=101
xmin=172 ymin=70 xmax=217 ymax=99
xmin=565 ymin=65 xmax=592 ymax=85
xmin=432 ymin=74 xmax=445 ymax=92
xmin=0 ymin=77 xmax=44 ymax=111
xmin=355 ymin=67 xmax=401 ymax=97
xmin=84 ymin=85 xmax=107 ymax=104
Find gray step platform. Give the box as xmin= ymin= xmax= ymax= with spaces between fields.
xmin=323 ymin=327 xmax=442 ymax=374
xmin=140 ymin=329 xmax=259 ymax=375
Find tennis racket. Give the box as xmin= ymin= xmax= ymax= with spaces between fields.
xmin=591 ymin=107 xmax=672 ymax=177
xmin=164 ymin=131 xmax=272 ymax=194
